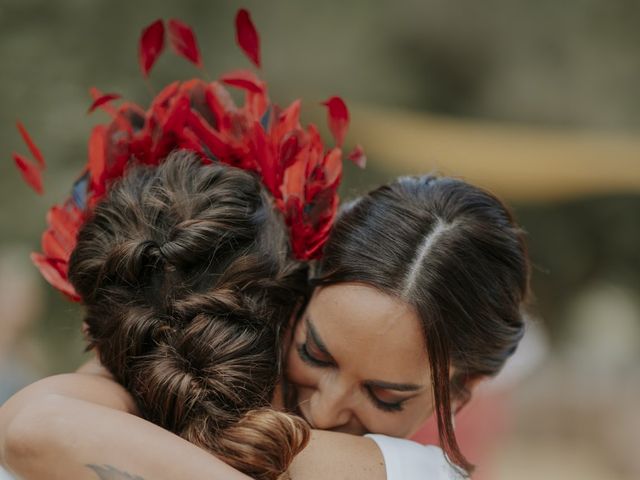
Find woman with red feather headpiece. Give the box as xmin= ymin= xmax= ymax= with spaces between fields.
xmin=0 ymin=9 xmax=530 ymax=480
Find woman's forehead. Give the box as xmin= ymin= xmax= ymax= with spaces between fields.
xmin=305 ymin=283 xmax=430 ymax=383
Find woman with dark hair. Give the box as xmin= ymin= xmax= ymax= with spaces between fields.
xmin=286 ymin=174 xmax=528 ymax=475
xmin=0 ymin=165 xmax=529 ymax=480
xmin=0 ymin=150 xmax=310 ymax=480
xmin=66 ymin=150 xmax=312 ymax=480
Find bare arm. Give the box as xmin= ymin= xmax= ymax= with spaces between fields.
xmin=1 ymin=393 xmax=250 ymax=480
xmin=0 ymin=372 xmax=386 ymax=480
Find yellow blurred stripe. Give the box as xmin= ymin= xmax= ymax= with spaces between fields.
xmin=351 ymin=105 xmax=640 ymax=201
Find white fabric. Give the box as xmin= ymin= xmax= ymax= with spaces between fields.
xmin=365 ymin=434 xmax=466 ymax=480
xmin=0 ymin=467 xmax=15 ymax=480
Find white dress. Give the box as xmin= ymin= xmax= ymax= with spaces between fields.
xmin=365 ymin=434 xmax=466 ymax=480
xmin=0 ymin=467 xmax=15 ymax=480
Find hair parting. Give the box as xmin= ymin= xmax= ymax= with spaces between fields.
xmin=402 ymin=219 xmax=455 ymax=297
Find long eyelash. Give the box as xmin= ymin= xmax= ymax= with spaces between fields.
xmin=298 ymin=341 xmax=405 ymax=413
xmin=297 ymin=342 xmax=333 ymax=368
xmin=364 ymin=386 xmax=405 ymax=413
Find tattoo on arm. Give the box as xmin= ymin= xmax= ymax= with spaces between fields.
xmin=86 ymin=464 xmax=145 ymax=480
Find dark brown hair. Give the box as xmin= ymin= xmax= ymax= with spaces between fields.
xmin=68 ymin=151 xmax=310 ymax=480
xmin=315 ymin=175 xmax=530 ymax=474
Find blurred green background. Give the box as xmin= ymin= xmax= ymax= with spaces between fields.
xmin=1 ymin=1 xmax=639 ymax=479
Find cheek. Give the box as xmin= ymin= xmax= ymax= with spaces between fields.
xmin=402 ymin=402 xmax=433 ymax=438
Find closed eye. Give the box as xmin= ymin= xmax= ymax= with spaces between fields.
xmin=297 ymin=341 xmax=334 ymax=368
xmin=364 ymin=385 xmax=406 ymax=412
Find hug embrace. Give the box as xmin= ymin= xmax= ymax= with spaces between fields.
xmin=0 ymin=9 xmax=530 ymax=480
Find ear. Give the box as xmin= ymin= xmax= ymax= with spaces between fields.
xmin=451 ymin=374 xmax=486 ymax=414
xmin=464 ymin=375 xmax=485 ymax=392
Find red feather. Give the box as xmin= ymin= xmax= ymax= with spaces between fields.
xmin=46 ymin=203 xmax=82 ymax=256
xmin=12 ymin=152 xmax=43 ymax=194
xmin=88 ymin=93 xmax=121 ymax=114
xmin=16 ymin=122 xmax=45 ymax=169
xmin=220 ymin=69 xmax=265 ymax=93
xmin=283 ymin=159 xmax=306 ymax=202
xmin=88 ymin=125 xmax=107 ymax=196
xmin=347 ymin=144 xmax=367 ymax=168
xmin=42 ymin=229 xmax=67 ymax=260
xmin=323 ymin=147 xmax=343 ymax=188
xmin=179 ymin=126 xmax=206 ymax=157
xmin=273 ymin=100 xmax=301 ymax=140
xmin=280 ymin=134 xmax=300 ymax=170
xmin=250 ymin=122 xmax=278 ymax=195
xmin=185 ymin=109 xmax=232 ymax=160
xmin=31 ymin=253 xmax=79 ymax=301
xmin=235 ymin=9 xmax=261 ymax=68
xmin=168 ymin=19 xmax=202 ymax=68
xmin=150 ymin=81 xmax=181 ymax=111
xmin=139 ymin=19 xmax=165 ymax=77
xmin=322 ymin=96 xmax=349 ymax=147
xmin=160 ymin=93 xmax=190 ymax=134
xmin=89 ymin=88 xmax=118 ymax=118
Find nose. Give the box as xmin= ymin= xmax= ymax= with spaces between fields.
xmin=308 ymin=379 xmax=353 ymax=430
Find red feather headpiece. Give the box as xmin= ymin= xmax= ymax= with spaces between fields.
xmin=13 ymin=9 xmax=367 ymax=302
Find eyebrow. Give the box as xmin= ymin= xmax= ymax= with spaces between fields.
xmin=305 ymin=316 xmax=425 ymax=393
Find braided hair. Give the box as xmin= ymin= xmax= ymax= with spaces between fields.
xmin=68 ymin=150 xmax=310 ymax=480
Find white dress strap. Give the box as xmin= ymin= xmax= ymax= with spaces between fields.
xmin=365 ymin=434 xmax=466 ymax=480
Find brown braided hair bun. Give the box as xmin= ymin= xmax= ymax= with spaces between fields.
xmin=68 ymin=150 xmax=310 ymax=480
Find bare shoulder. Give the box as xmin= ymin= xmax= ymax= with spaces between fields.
xmin=289 ymin=430 xmax=386 ymax=480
